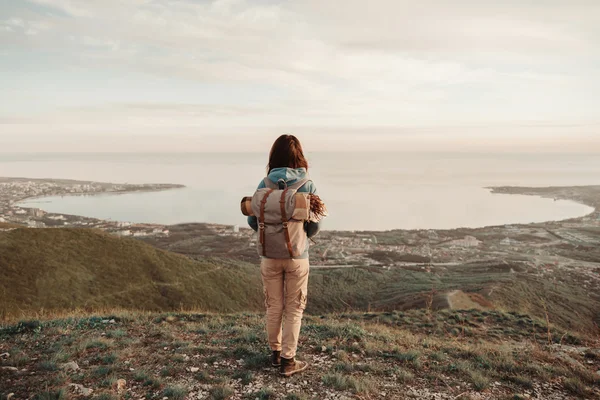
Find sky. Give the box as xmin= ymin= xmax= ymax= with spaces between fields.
xmin=1 ymin=0 xmax=599 ymax=152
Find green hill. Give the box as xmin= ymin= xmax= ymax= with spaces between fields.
xmin=0 ymin=228 xmax=264 ymax=319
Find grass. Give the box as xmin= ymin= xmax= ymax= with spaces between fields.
xmin=395 ymin=367 xmax=415 ymax=383
xmin=564 ymin=377 xmax=589 ymax=397
xmin=209 ymin=385 xmax=234 ymax=400
xmin=469 ymin=370 xmax=491 ymax=391
xmin=322 ymin=373 xmax=375 ymax=394
xmin=33 ymin=389 xmax=66 ymax=400
xmin=232 ymin=370 xmax=254 ymax=385
xmin=2 ymin=310 xmax=598 ymax=398
xmin=506 ymin=374 xmax=534 ymax=389
xmin=285 ymin=395 xmax=309 ymax=400
xmin=254 ymin=388 xmax=276 ymax=400
xmin=37 ymin=360 xmax=58 ymax=371
xmin=162 ymin=386 xmax=188 ymax=400
xmin=95 ymin=395 xmax=116 ymax=400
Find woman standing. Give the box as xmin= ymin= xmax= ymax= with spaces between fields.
xmin=248 ymin=134 xmax=320 ymax=377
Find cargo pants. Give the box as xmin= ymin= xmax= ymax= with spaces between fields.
xmin=260 ymin=257 xmax=309 ymax=359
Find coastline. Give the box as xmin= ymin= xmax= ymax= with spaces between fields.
xmin=0 ymin=177 xmax=185 ymax=235
xmin=2 ymin=177 xmax=599 ymax=271
xmin=2 ymin=176 xmax=598 ymax=234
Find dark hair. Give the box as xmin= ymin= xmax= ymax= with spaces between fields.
xmin=267 ymin=134 xmax=309 ymax=174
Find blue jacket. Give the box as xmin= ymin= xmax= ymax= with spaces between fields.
xmin=248 ymin=167 xmax=320 ymax=259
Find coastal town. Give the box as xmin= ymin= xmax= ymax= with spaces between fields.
xmin=2 ymin=178 xmax=599 ymax=290
xmin=0 ymin=177 xmax=183 ymax=237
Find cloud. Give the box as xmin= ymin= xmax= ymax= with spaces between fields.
xmin=0 ymin=0 xmax=599 ymax=137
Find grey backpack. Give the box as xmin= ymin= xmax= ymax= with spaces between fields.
xmin=242 ymin=178 xmax=311 ymax=258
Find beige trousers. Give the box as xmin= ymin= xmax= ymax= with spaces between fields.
xmin=260 ymin=257 xmax=309 ymax=359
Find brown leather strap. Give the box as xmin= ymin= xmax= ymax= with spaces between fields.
xmin=259 ymin=189 xmax=274 ymax=256
xmin=279 ymin=188 xmax=294 ymax=258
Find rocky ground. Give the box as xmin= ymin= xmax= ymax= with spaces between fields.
xmin=1 ymin=310 xmax=599 ymax=400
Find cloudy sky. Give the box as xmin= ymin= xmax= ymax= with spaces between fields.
xmin=1 ymin=0 xmax=599 ymax=152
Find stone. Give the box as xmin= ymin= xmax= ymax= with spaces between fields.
xmin=190 ymin=367 xmax=200 ymax=373
xmin=321 ymin=346 xmax=327 ymax=352
xmin=69 ymin=383 xmax=93 ymax=397
xmin=60 ymin=361 xmax=80 ymax=372
xmin=0 ymin=352 xmax=9 ymax=358
xmin=7 ymin=394 xmax=14 ymax=400
xmin=1 ymin=366 xmax=18 ymax=372
xmin=115 ymin=379 xmax=126 ymax=394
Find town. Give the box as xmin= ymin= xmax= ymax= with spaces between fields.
xmin=0 ymin=177 xmax=183 ymax=237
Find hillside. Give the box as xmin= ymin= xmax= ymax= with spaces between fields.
xmin=1 ymin=311 xmax=599 ymax=399
xmin=0 ymin=228 xmax=265 ymax=319
xmin=1 ymin=228 xmax=599 ymax=339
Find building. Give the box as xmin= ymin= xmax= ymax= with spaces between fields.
xmin=28 ymin=208 xmax=46 ymax=218
xmin=444 ymin=235 xmax=482 ymax=248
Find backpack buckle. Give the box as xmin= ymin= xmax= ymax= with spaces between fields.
xmin=282 ymin=221 xmax=288 ymax=228
xmin=258 ymin=222 xmax=265 ymax=230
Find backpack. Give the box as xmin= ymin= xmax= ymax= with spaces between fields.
xmin=241 ymin=178 xmax=311 ymax=258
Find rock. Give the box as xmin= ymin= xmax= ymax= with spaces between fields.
xmin=321 ymin=346 xmax=327 ymax=352
xmin=69 ymin=383 xmax=93 ymax=397
xmin=60 ymin=361 xmax=80 ymax=372
xmin=109 ymin=319 xmax=116 ymax=324
xmin=1 ymin=366 xmax=18 ymax=372
xmin=0 ymin=352 xmax=9 ymax=358
xmin=7 ymin=394 xmax=14 ymax=400
xmin=596 ymin=370 xmax=600 ymax=376
xmin=114 ymin=378 xmax=126 ymax=394
xmin=190 ymin=367 xmax=200 ymax=373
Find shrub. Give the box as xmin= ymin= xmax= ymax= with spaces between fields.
xmin=209 ymin=385 xmax=234 ymax=400
xmin=163 ymin=386 xmax=188 ymax=400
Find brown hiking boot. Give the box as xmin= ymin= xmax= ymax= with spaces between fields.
xmin=271 ymin=350 xmax=281 ymax=367
xmin=279 ymin=356 xmax=308 ymax=377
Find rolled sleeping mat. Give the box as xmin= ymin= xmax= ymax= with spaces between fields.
xmin=240 ymin=192 xmax=310 ymax=220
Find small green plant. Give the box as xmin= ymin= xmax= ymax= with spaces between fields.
xmin=96 ymin=394 xmax=116 ymax=400
xmin=564 ymin=377 xmax=588 ymax=397
xmin=243 ymin=352 xmax=270 ymax=370
xmin=396 ymin=368 xmax=414 ymax=383
xmin=469 ymin=370 xmax=490 ymax=391
xmin=506 ymin=374 xmax=533 ymax=389
xmin=285 ymin=394 xmax=309 ymax=400
xmin=163 ymin=385 xmax=188 ymax=400
xmin=209 ymin=385 xmax=234 ymax=400
xmin=105 ymin=329 xmax=127 ymax=338
xmin=255 ymin=388 xmax=276 ymax=400
xmin=322 ymin=373 xmax=374 ymax=394
xmin=92 ymin=365 xmax=113 ymax=377
xmin=194 ymin=370 xmax=212 ymax=383
xmin=34 ymin=389 xmax=66 ymax=400
xmin=38 ymin=360 xmax=58 ymax=371
xmin=102 ymin=353 xmax=118 ymax=364
xmin=232 ymin=370 xmax=254 ymax=385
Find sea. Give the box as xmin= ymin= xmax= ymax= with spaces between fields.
xmin=4 ymin=152 xmax=599 ymax=231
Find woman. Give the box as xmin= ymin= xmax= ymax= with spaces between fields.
xmin=248 ymin=134 xmax=320 ymax=377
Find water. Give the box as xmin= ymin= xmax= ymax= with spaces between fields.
xmin=4 ymin=152 xmax=598 ymax=231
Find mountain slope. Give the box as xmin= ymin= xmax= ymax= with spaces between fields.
xmin=0 ymin=228 xmax=264 ymax=319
